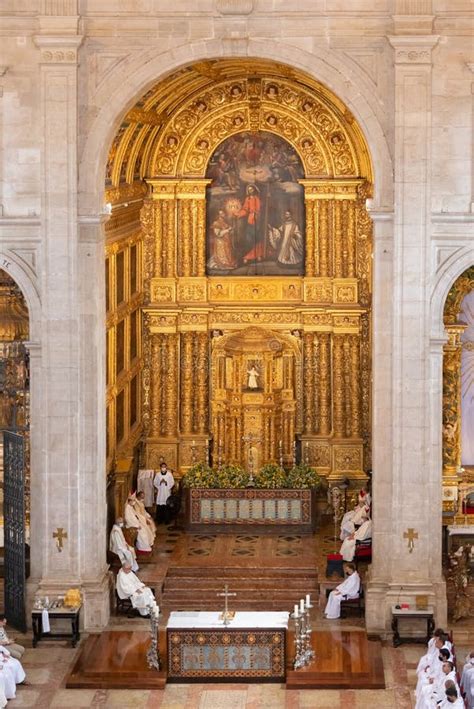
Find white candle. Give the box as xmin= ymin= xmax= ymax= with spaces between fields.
xmin=300 ymin=598 xmax=305 ymax=613
xmin=192 ymin=439 xmax=195 ymax=447
xmin=306 ymin=594 xmax=310 ymax=606
xmin=294 ymin=604 xmax=299 ymax=618
xmin=279 ymin=440 xmax=282 ymax=447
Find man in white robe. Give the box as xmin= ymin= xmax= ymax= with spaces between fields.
xmin=417 ymin=663 xmax=458 ymax=709
xmin=324 ymin=563 xmax=361 ymax=619
xmin=438 ymin=684 xmax=464 ymax=707
xmin=154 ymin=463 xmax=175 ymax=525
xmin=340 ymin=519 xmax=372 ymax=562
xmin=351 ymin=503 xmax=370 ymax=527
xmin=268 ymin=210 xmax=303 ymax=267
xmin=340 ymin=508 xmax=356 ymax=540
xmin=460 ymin=651 xmax=474 ymax=706
xmin=124 ymin=495 xmax=152 ymax=553
xmin=0 ymin=645 xmax=25 ymax=700
xmin=109 ymin=518 xmax=139 ymax=572
xmin=135 ymin=491 xmax=156 ymax=547
xmin=416 ymin=646 xmax=452 ymax=699
xmin=116 ymin=564 xmax=157 ymax=616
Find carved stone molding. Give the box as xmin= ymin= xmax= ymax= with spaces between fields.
xmin=388 ymin=35 xmax=439 ymax=65
xmin=216 ymin=0 xmax=254 ymax=15
xmin=33 ymin=35 xmax=83 ymax=65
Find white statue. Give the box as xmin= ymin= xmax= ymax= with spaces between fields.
xmin=247 ymin=365 xmax=260 ymax=389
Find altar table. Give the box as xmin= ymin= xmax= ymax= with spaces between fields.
xmin=167 ymin=611 xmax=288 ymax=682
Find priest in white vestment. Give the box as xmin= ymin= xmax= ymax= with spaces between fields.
xmin=116 ymin=564 xmax=157 ymax=616
xmin=154 ymin=463 xmax=175 ymax=525
xmin=416 ymin=646 xmax=452 ymax=699
xmin=416 ymin=630 xmax=448 ymax=675
xmin=324 ymin=563 xmax=361 ymax=619
xmin=340 ymin=519 xmax=372 ymax=562
xmin=416 ymin=662 xmax=458 ymax=709
xmin=124 ymin=495 xmax=152 ymax=553
xmin=438 ymin=685 xmax=464 ymax=707
xmin=461 ymin=652 xmax=474 ymax=708
xmin=0 ymin=646 xmax=25 ymax=700
xmin=109 ymin=518 xmax=139 ymax=571
xmin=135 ymin=491 xmax=156 ymax=547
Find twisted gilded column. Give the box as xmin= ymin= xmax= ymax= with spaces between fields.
xmin=350 ymin=335 xmax=361 ymax=437
xmin=303 ymin=333 xmax=315 ymax=434
xmin=304 ymin=200 xmax=316 ymax=277
xmin=319 ymin=333 xmax=331 ymax=436
xmin=176 ymin=180 xmax=210 ymax=277
xmin=195 ymin=332 xmax=209 ymax=434
xmin=164 ymin=334 xmax=178 ymax=437
xmin=442 ymin=325 xmax=466 ymax=479
xmin=180 ymin=332 xmax=193 ymax=433
xmin=332 ymin=335 xmax=345 ymax=437
xmin=150 ymin=333 xmax=164 ymax=438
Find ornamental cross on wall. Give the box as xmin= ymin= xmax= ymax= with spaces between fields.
xmin=403 ymin=528 xmax=418 ymax=553
xmin=53 ymin=527 xmax=68 ymax=553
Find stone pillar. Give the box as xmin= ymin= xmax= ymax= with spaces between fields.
xmin=366 ymin=33 xmax=446 ymax=636
xmin=33 ymin=19 xmax=109 ymax=629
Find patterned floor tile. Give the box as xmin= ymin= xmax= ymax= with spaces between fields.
xmin=198 ymin=689 xmax=247 ymax=709
xmin=50 ymin=689 xmax=98 ymax=707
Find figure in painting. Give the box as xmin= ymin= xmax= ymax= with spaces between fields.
xmin=206 ymin=131 xmax=305 ymax=276
xmin=268 ymin=210 xmax=303 ymax=267
xmin=247 ymin=364 xmax=260 ymax=390
xmin=207 ymin=209 xmax=237 ymax=271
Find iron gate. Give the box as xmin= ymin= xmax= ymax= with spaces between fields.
xmin=3 ymin=431 xmax=26 ymax=632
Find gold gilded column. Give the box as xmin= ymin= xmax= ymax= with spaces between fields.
xmin=318 ymin=200 xmax=330 ymax=277
xmin=319 ymin=333 xmax=331 ymax=436
xmin=164 ymin=333 xmax=178 ymax=437
xmin=304 ymin=200 xmax=316 ymax=277
xmin=334 ymin=201 xmax=343 ymax=278
xmin=333 ymin=335 xmax=344 ymax=437
xmin=303 ymin=333 xmax=314 ymax=434
xmin=150 ymin=333 xmax=163 ymax=437
xmin=343 ymin=335 xmax=351 ymax=437
xmin=196 ymin=332 xmax=209 ymax=434
xmin=145 ymin=179 xmax=178 ymax=279
xmin=344 ymin=200 xmax=356 ymax=278
xmin=176 ymin=180 xmax=210 ymax=277
xmin=180 ymin=332 xmax=193 ymax=433
xmin=442 ymin=325 xmax=466 ymax=479
xmin=140 ymin=200 xmax=157 ymax=287
xmin=350 ymin=335 xmax=361 ymax=437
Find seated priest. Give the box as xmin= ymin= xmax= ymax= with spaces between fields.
xmin=135 ymin=491 xmax=156 ymax=546
xmin=109 ymin=517 xmax=139 ymax=572
xmin=0 ymin=645 xmax=26 ymax=701
xmin=116 ymin=563 xmax=157 ymax=617
xmin=324 ymin=562 xmax=361 ymax=619
xmin=124 ymin=494 xmax=152 ymax=553
xmin=340 ymin=518 xmax=372 ymax=562
xmin=154 ymin=462 xmax=175 ymax=525
xmin=0 ymin=616 xmax=25 ymax=660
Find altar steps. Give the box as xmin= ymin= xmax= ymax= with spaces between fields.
xmin=161 ymin=566 xmax=318 ymax=611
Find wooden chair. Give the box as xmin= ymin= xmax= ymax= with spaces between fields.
xmin=340 ymin=586 xmax=365 ymax=618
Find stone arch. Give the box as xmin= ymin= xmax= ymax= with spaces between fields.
xmin=431 ymin=247 xmax=474 ymax=339
xmin=0 ymin=252 xmax=40 ymax=344
xmin=78 ymin=38 xmax=393 ymax=218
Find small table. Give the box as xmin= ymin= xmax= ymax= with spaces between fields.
xmin=32 ymin=606 xmax=81 ymax=648
xmin=391 ymin=606 xmax=434 ymax=647
xmin=319 ymin=579 xmax=341 ymax=607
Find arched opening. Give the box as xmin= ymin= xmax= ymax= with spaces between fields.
xmin=101 ymin=59 xmax=375 ymax=618
xmin=0 ymin=268 xmax=30 ymax=631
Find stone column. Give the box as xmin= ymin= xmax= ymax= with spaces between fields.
xmin=32 ymin=21 xmax=109 ymax=629
xmin=366 ymin=33 xmax=446 ymax=636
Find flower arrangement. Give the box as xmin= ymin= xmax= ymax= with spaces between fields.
xmin=181 ymin=463 xmax=217 ymax=489
xmin=214 ymin=464 xmax=249 ymax=489
xmin=254 ymin=463 xmax=288 ymax=489
xmin=287 ymin=463 xmax=321 ymax=490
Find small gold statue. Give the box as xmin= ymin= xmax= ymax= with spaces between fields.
xmin=447 ymin=544 xmax=472 ymax=623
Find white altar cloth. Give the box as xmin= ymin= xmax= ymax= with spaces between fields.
xmin=167 ymin=610 xmax=289 ymax=629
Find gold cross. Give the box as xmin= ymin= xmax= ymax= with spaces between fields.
xmin=217 ymin=584 xmax=237 ymax=625
xmin=403 ymin=528 xmax=418 ymax=553
xmin=53 ymin=527 xmax=68 ymax=553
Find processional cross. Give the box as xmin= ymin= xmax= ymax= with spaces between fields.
xmin=217 ymin=584 xmax=237 ymax=626
xmin=403 ymin=528 xmax=418 ymax=554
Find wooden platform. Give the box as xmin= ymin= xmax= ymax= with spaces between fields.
xmin=65 ymin=628 xmax=383 ymax=691
xmin=286 ymin=630 xmax=385 ymax=690
xmin=66 ymin=631 xmax=167 ymax=689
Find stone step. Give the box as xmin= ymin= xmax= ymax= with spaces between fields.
xmin=163 ymin=578 xmax=318 ymax=591
xmin=162 ymin=599 xmax=305 ymax=611
xmin=166 ymin=566 xmax=318 ymax=579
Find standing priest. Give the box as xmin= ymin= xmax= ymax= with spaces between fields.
xmin=154 ymin=462 xmax=175 ymax=525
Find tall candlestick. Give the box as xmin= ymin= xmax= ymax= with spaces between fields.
xmin=294 ymin=604 xmax=299 ymax=618
xmin=300 ymin=598 xmax=305 ymax=613
xmin=306 ymin=594 xmax=310 ymax=607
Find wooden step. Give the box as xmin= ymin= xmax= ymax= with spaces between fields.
xmin=163 ymin=578 xmax=318 ymax=591
xmin=166 ymin=566 xmax=318 ymax=578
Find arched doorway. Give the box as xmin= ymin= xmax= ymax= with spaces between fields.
xmin=0 ymin=269 xmax=30 ymax=631
xmin=102 ymin=58 xmax=374 ymax=523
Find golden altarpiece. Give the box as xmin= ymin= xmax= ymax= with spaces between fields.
xmin=105 ymin=61 xmax=374 ymax=485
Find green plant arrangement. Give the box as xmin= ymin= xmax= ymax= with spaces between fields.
xmin=287 ymin=463 xmax=321 ymax=490
xmin=254 ymin=463 xmax=288 ymax=489
xmin=214 ymin=464 xmax=250 ymax=489
xmin=181 ymin=462 xmax=217 ymax=489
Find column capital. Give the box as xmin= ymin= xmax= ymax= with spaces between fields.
xmin=33 ymin=34 xmax=83 ymax=65
xmin=388 ymin=35 xmax=440 ymax=64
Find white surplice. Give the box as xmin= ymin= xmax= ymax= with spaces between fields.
xmin=0 ymin=646 xmax=25 ymax=699
xmin=109 ymin=524 xmax=138 ymax=571
xmin=340 ymin=509 xmax=356 ymax=540
xmin=416 ymin=670 xmax=458 ymax=709
xmin=154 ymin=471 xmax=175 ymax=506
xmin=116 ymin=569 xmax=156 ymax=616
xmin=340 ymin=519 xmax=372 ymax=562
xmin=437 ymin=698 xmax=464 ymax=708
xmin=324 ymin=571 xmax=361 ymax=619
xmin=124 ymin=502 xmax=152 ymax=552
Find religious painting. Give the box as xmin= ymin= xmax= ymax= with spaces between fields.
xmin=206 ymin=131 xmax=305 ymax=276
